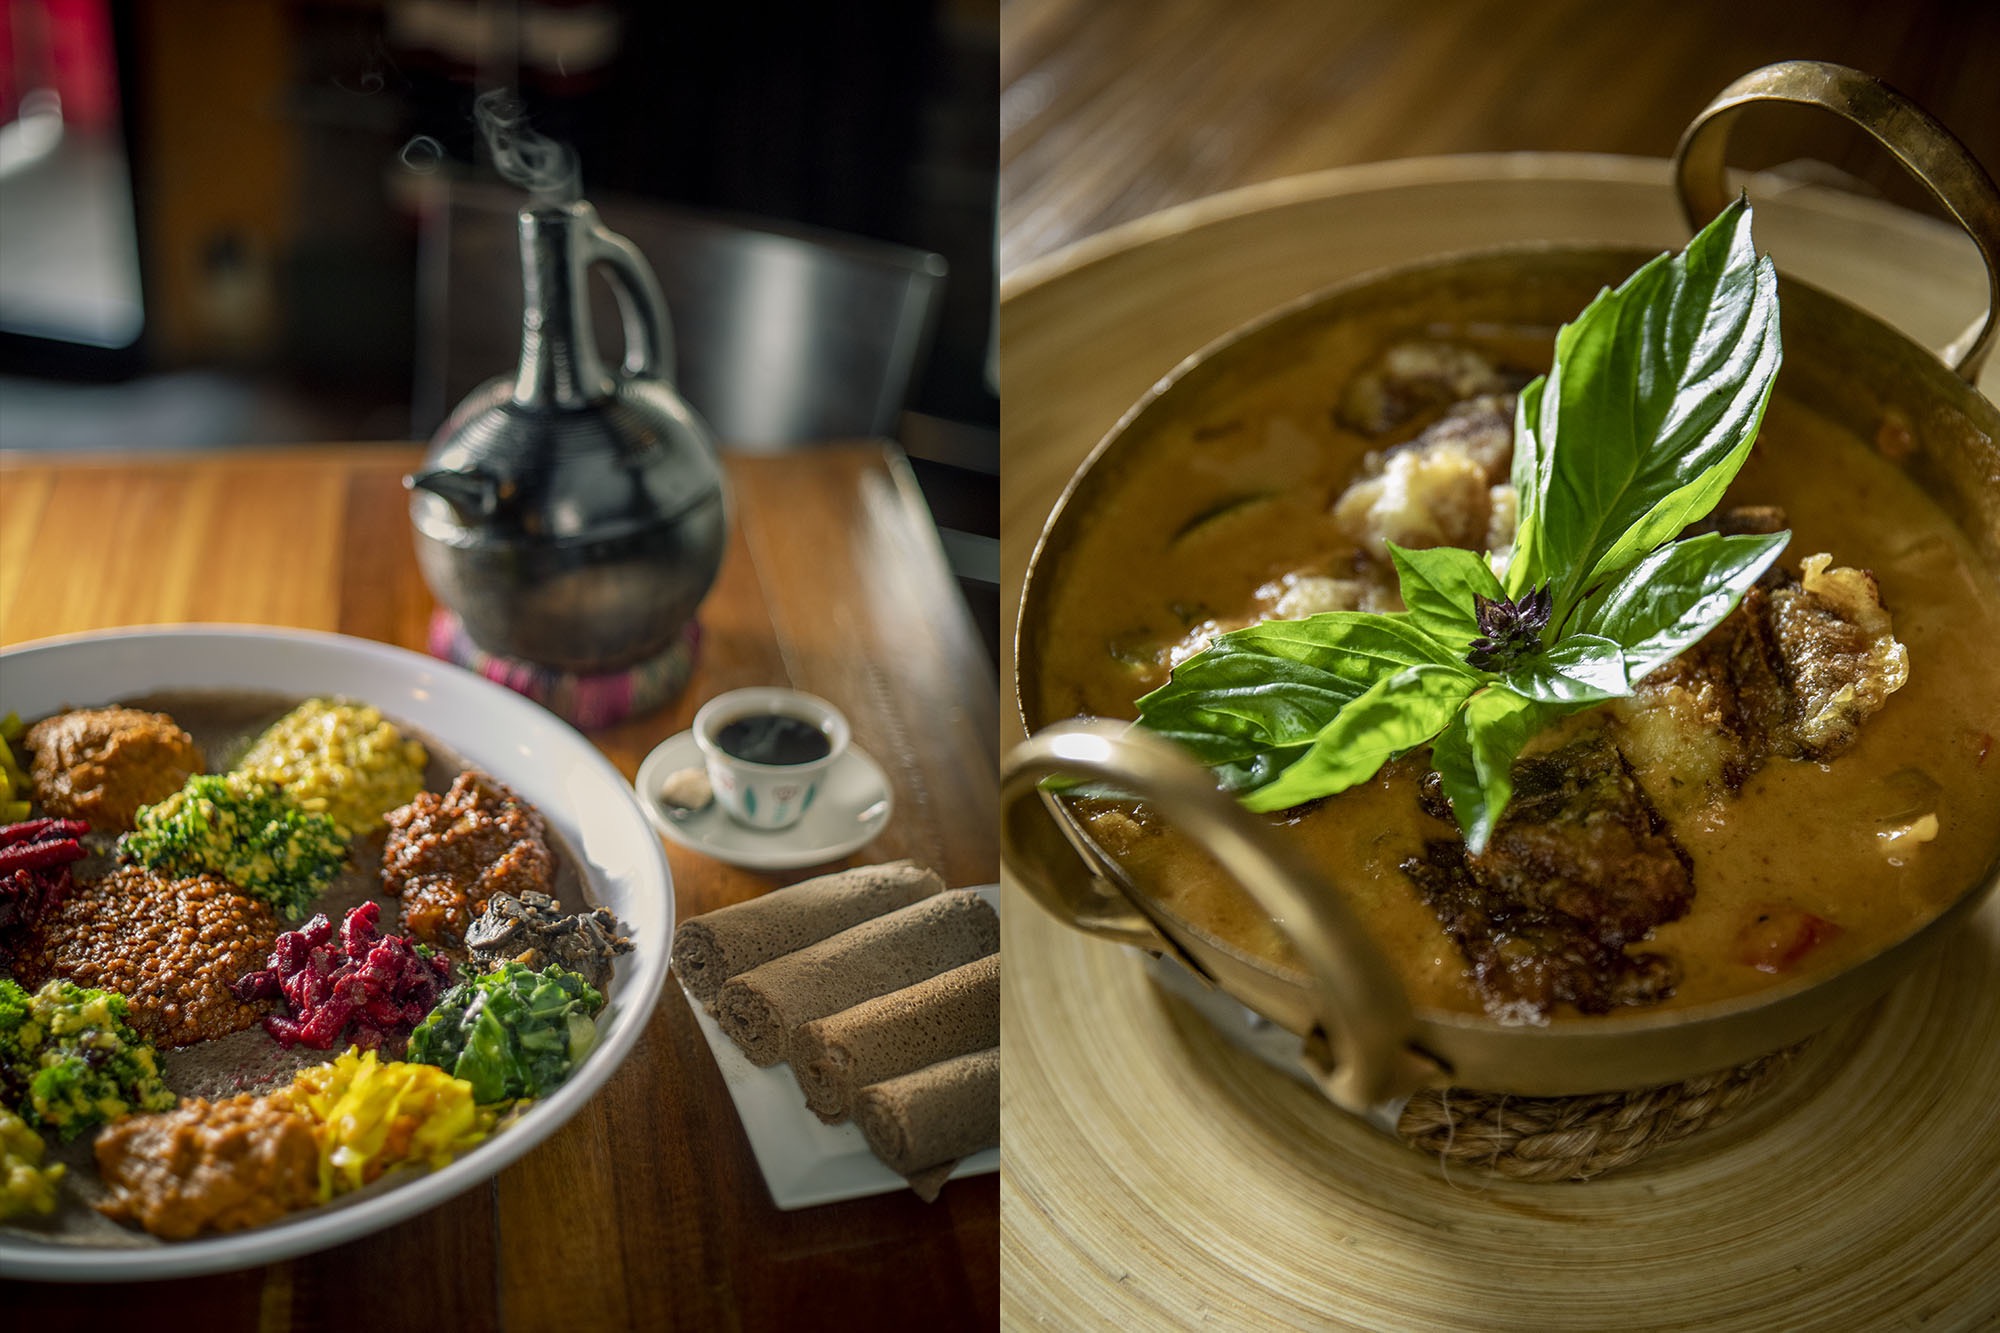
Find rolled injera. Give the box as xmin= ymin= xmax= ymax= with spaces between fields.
xmin=794 ymin=952 xmax=1001 ymax=1123
xmin=853 ymin=1047 xmax=1000 ymax=1188
xmin=713 ymin=889 xmax=999 ymax=1067
xmin=673 ymin=860 xmax=944 ymax=1005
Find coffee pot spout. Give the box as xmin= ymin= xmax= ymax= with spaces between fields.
xmin=405 ymin=466 xmax=501 ymax=524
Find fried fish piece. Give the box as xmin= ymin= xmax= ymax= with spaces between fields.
xmin=1614 ymin=554 xmax=1908 ymax=820
xmin=1768 ymin=555 xmax=1909 ymax=756
xmin=1337 ymin=340 xmax=1517 ymax=436
xmin=1402 ymin=730 xmax=1694 ymax=1022
xmin=1408 ymin=549 xmax=1906 ymax=1020
xmin=1331 ymin=395 xmax=1518 ymax=560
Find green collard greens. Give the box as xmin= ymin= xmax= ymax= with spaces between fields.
xmin=1131 ymin=198 xmax=1790 ymax=851
xmin=407 ymin=961 xmax=604 ymax=1104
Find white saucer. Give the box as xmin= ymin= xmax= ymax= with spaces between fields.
xmin=636 ymin=729 xmax=894 ymax=871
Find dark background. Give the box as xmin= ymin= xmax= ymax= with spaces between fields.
xmin=1 ymin=0 xmax=997 ymax=435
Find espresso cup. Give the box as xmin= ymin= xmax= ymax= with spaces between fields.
xmin=691 ymin=687 xmax=851 ymax=831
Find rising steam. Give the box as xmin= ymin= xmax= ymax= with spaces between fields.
xmin=399 ymin=135 xmax=444 ymax=174
xmin=473 ymin=89 xmax=580 ymax=204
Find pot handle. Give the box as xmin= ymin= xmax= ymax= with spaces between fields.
xmin=1000 ymin=719 xmax=1441 ymax=1113
xmin=585 ymin=212 xmax=679 ymax=385
xmin=1673 ymin=60 xmax=2000 ymax=384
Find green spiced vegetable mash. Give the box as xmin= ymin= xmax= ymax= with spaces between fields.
xmin=0 ymin=978 xmax=176 ymax=1141
xmin=407 ymin=962 xmax=604 ymax=1104
xmin=122 ymin=773 xmax=346 ymax=920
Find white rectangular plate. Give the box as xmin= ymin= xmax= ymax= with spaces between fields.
xmin=683 ymin=884 xmax=1000 ymax=1210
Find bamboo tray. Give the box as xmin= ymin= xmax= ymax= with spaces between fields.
xmin=998 ymin=155 xmax=2000 ymax=1330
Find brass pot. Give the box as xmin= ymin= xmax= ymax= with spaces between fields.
xmin=1001 ymin=62 xmax=2000 ymax=1116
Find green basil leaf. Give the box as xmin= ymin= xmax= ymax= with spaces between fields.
xmin=1217 ymin=611 xmax=1464 ymax=677
xmin=1568 ymin=529 xmax=1791 ymax=681
xmin=1430 ymin=686 xmax=1578 ymax=854
xmin=1509 ymin=198 xmax=1781 ymax=612
xmin=1387 ymin=542 xmax=1503 ymax=647
xmin=1503 ymin=374 xmax=1550 ymax=596
xmin=1134 ymin=612 xmax=1466 ymax=785
xmin=1137 ymin=613 xmax=1461 ymax=742
xmin=1241 ymin=664 xmax=1478 ymax=813
xmin=1503 ymin=634 xmax=1631 ymax=704
xmin=1129 ymin=201 xmax=1783 ymax=846
xmin=1139 ymin=650 xmax=1369 ymax=765
xmin=1210 ymin=744 xmax=1314 ymax=793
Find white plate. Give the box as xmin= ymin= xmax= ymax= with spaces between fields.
xmin=686 ymin=884 xmax=1000 ymax=1209
xmin=0 ymin=626 xmax=673 ymax=1282
xmin=636 ymin=729 xmax=893 ymax=871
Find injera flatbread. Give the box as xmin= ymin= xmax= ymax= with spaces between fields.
xmin=902 ymin=1161 xmax=957 ymax=1204
xmin=853 ymin=1047 xmax=1000 ymax=1190
xmin=713 ymin=889 xmax=999 ymax=1067
xmin=793 ymin=953 xmax=1001 ymax=1123
xmin=672 ymin=860 xmax=944 ymax=1004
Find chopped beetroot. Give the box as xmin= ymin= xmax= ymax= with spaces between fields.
xmin=0 ymin=865 xmax=74 ymax=929
xmin=0 ymin=818 xmax=90 ymax=848
xmin=0 ymin=818 xmax=87 ymax=967
xmin=233 ymin=901 xmax=454 ymax=1052
xmin=0 ymin=837 xmax=85 ymax=874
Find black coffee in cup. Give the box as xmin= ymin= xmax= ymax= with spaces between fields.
xmin=716 ymin=713 xmax=833 ymax=766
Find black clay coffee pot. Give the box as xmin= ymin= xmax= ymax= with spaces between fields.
xmin=408 ymin=200 xmax=727 ymax=674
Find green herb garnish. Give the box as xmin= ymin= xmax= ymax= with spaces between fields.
xmin=1133 ymin=198 xmax=1790 ymax=851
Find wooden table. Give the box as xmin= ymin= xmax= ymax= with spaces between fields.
xmin=0 ymin=442 xmax=1000 ymax=1330
xmin=1001 ymin=0 xmax=2000 ymax=276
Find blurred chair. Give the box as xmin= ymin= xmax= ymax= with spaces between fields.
xmin=412 ymin=178 xmax=948 ymax=450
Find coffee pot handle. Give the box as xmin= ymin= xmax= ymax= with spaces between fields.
xmin=585 ymin=215 xmax=678 ymax=386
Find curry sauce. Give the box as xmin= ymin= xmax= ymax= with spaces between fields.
xmin=1034 ymin=371 xmax=2000 ymax=1017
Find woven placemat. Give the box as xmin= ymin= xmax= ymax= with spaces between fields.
xmin=1395 ymin=1042 xmax=1809 ymax=1182
xmin=428 ymin=610 xmax=699 ymax=730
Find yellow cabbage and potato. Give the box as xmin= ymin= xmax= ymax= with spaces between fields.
xmin=236 ymin=700 xmax=427 ymax=838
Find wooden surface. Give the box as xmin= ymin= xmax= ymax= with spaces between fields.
xmin=1006 ymin=900 xmax=2000 ymax=1329
xmin=1000 ymin=0 xmax=2000 ymax=275
xmin=996 ymin=161 xmax=2000 ymax=1328
xmin=0 ymin=442 xmax=1000 ymax=1330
